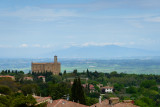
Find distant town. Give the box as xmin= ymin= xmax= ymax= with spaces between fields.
xmin=0 ymin=56 xmax=160 ymax=107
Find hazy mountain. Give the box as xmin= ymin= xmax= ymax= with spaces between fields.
xmin=0 ymin=45 xmax=159 ymax=58
xmin=52 ymin=45 xmax=159 ymax=58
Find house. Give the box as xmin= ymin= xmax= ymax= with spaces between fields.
xmin=46 ymin=97 xmax=138 ymax=107
xmin=82 ymin=84 xmax=95 ymax=93
xmin=90 ymin=99 xmax=109 ymax=107
xmin=38 ymin=76 xmax=46 ymax=83
xmin=157 ymin=85 xmax=160 ymax=89
xmin=23 ymin=77 xmax=33 ymax=81
xmin=101 ymin=86 xmax=114 ymax=93
xmin=0 ymin=75 xmax=15 ymax=81
xmin=97 ymin=84 xmax=103 ymax=88
xmin=32 ymin=95 xmax=52 ymax=105
xmin=112 ymin=102 xmax=138 ymax=107
xmin=47 ymin=99 xmax=88 ymax=107
xmin=91 ymin=97 xmax=138 ymax=107
xmin=109 ymin=97 xmax=119 ymax=105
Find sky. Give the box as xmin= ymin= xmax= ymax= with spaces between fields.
xmin=0 ymin=0 xmax=160 ymax=58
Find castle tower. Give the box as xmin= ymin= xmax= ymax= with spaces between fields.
xmin=32 ymin=56 xmax=61 ymax=75
xmin=54 ymin=55 xmax=57 ymax=63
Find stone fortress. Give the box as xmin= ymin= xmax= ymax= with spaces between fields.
xmin=31 ymin=56 xmax=61 ymax=75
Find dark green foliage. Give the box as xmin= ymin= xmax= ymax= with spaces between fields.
xmin=49 ymin=82 xmax=70 ymax=100
xmin=135 ymin=97 xmax=156 ymax=107
xmin=140 ymin=80 xmax=156 ymax=88
xmin=1 ymin=68 xmax=160 ymax=106
xmin=0 ymin=85 xmax=12 ymax=95
xmin=12 ymin=94 xmax=36 ymax=107
xmin=114 ymin=83 xmax=124 ymax=91
xmin=0 ymin=78 xmax=19 ymax=92
xmin=126 ymin=86 xmax=137 ymax=94
xmin=85 ymin=96 xmax=98 ymax=106
xmin=21 ymin=84 xmax=39 ymax=96
xmin=71 ymin=77 xmax=86 ymax=104
xmin=0 ymin=94 xmax=36 ymax=107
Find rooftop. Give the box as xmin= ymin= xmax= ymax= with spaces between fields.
xmin=47 ymin=99 xmax=88 ymax=107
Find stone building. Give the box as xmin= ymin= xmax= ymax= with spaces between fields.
xmin=31 ymin=56 xmax=61 ymax=75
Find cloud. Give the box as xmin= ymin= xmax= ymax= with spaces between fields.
xmin=0 ymin=45 xmax=12 ymax=48
xmin=42 ymin=44 xmax=53 ymax=48
xmin=64 ymin=42 xmax=126 ymax=48
xmin=81 ymin=42 xmax=125 ymax=47
xmin=0 ymin=7 xmax=78 ymax=22
xmin=19 ymin=44 xmax=28 ymax=48
xmin=33 ymin=44 xmax=41 ymax=48
xmin=145 ymin=17 xmax=160 ymax=22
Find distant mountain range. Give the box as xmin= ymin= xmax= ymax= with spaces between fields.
xmin=0 ymin=45 xmax=159 ymax=58
xmin=52 ymin=45 xmax=160 ymax=59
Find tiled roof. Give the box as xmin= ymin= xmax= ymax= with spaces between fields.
xmin=38 ymin=76 xmax=45 ymax=78
xmin=110 ymin=97 xmax=119 ymax=100
xmin=113 ymin=102 xmax=139 ymax=107
xmin=47 ymin=99 xmax=139 ymax=107
xmin=90 ymin=99 xmax=110 ymax=107
xmin=82 ymin=84 xmax=95 ymax=90
xmin=47 ymin=99 xmax=88 ymax=107
xmin=101 ymin=86 xmax=114 ymax=89
xmin=89 ymin=84 xmax=95 ymax=90
xmin=33 ymin=95 xmax=51 ymax=104
xmin=0 ymin=75 xmax=14 ymax=78
xmin=24 ymin=77 xmax=33 ymax=79
xmin=0 ymin=75 xmax=15 ymax=80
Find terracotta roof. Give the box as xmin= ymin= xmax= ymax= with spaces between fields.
xmin=113 ymin=102 xmax=139 ymax=107
xmin=0 ymin=75 xmax=14 ymax=78
xmin=82 ymin=84 xmax=95 ymax=90
xmin=82 ymin=84 xmax=87 ymax=88
xmin=89 ymin=84 xmax=95 ymax=90
xmin=90 ymin=99 xmax=110 ymax=107
xmin=38 ymin=76 xmax=45 ymax=78
xmin=110 ymin=97 xmax=119 ymax=100
xmin=33 ymin=95 xmax=51 ymax=104
xmin=101 ymin=86 xmax=114 ymax=89
xmin=24 ymin=77 xmax=33 ymax=80
xmin=47 ymin=99 xmax=88 ymax=107
xmin=0 ymin=75 xmax=15 ymax=80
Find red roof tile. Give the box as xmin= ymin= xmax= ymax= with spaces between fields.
xmin=47 ymin=99 xmax=88 ymax=107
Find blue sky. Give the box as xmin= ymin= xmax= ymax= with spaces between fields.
xmin=0 ymin=0 xmax=160 ymax=57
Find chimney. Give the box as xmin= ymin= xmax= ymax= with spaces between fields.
xmin=50 ymin=100 xmax=53 ymax=103
xmin=99 ymin=96 xmax=102 ymax=104
xmin=109 ymin=97 xmax=119 ymax=105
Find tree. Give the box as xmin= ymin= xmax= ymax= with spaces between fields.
xmin=0 ymin=78 xmax=19 ymax=92
xmin=12 ymin=94 xmax=36 ymax=107
xmin=48 ymin=82 xmax=70 ymax=100
xmin=140 ymin=80 xmax=156 ymax=89
xmin=114 ymin=83 xmax=124 ymax=92
xmin=0 ymin=85 xmax=12 ymax=95
xmin=73 ymin=69 xmax=78 ymax=75
xmin=63 ymin=70 xmax=66 ymax=75
xmin=21 ymin=84 xmax=39 ymax=96
xmin=71 ymin=77 xmax=86 ymax=104
xmin=135 ymin=97 xmax=156 ymax=107
xmin=126 ymin=86 xmax=137 ymax=94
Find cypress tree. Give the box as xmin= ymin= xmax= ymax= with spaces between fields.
xmin=77 ymin=77 xmax=86 ymax=104
xmin=71 ymin=77 xmax=86 ymax=104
